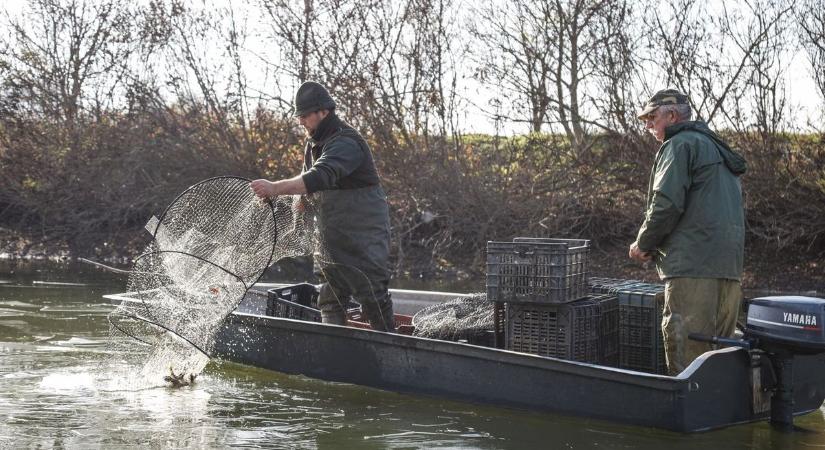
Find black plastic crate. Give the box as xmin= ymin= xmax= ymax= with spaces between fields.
xmin=596 ymin=294 xmax=619 ymax=367
xmin=271 ymin=283 xmax=320 ymax=308
xmin=268 ymin=297 xmax=323 ymax=322
xmin=487 ymin=238 xmax=589 ymax=304
xmin=266 ymin=283 xmax=361 ymax=322
xmin=616 ymin=283 xmax=667 ymax=374
xmin=505 ymin=296 xmax=601 ymax=363
xmin=266 ymin=284 xmax=322 ymax=322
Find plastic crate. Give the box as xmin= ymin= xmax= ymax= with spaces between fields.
xmin=616 ymin=283 xmax=667 ymax=374
xmin=505 ymin=296 xmax=602 ymax=363
xmin=493 ymin=301 xmax=505 ymax=348
xmin=271 ymin=283 xmax=320 ymax=308
xmin=588 ymin=277 xmax=642 ymax=295
xmin=266 ymin=284 xmax=322 ymax=322
xmin=597 ymin=294 xmax=620 ymax=366
xmin=487 ymin=238 xmax=589 ymax=304
xmin=266 ymin=283 xmax=361 ymax=322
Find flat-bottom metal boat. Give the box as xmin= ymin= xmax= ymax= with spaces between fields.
xmin=105 ymin=283 xmax=825 ymax=432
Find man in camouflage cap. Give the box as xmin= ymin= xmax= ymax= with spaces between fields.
xmin=251 ymin=81 xmax=395 ymax=332
xmin=635 ymin=88 xmax=690 ymax=121
xmin=629 ymin=88 xmax=747 ymax=375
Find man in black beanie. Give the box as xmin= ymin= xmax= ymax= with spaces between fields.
xmin=251 ymin=81 xmax=395 ymax=332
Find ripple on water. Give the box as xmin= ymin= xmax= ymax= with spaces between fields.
xmin=39 ymin=305 xmax=114 ymax=314
xmin=0 ymin=319 xmax=32 ymax=334
xmin=0 ymin=308 xmax=38 ymax=318
xmin=52 ymin=337 xmax=106 ymax=347
xmin=0 ymin=301 xmax=40 ymax=309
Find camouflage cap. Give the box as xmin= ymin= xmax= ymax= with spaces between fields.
xmin=636 ymin=88 xmax=690 ymax=119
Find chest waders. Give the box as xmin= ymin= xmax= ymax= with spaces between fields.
xmin=314 ymin=185 xmax=395 ymax=332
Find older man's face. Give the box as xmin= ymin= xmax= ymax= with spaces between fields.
xmin=643 ymin=108 xmax=677 ymax=143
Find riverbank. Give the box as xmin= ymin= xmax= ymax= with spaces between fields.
xmin=2 ymin=229 xmax=821 ymax=296
xmin=588 ymin=243 xmax=823 ymax=296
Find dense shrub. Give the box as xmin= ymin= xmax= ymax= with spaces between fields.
xmin=1 ymin=108 xmax=823 ymax=286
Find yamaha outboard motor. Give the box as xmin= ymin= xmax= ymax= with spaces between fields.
xmin=744 ymin=296 xmax=825 ymax=429
xmin=692 ymin=296 xmax=825 ymax=430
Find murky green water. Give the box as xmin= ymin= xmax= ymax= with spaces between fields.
xmin=1 ymin=261 xmax=824 ymax=449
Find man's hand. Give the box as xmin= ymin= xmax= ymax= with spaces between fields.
xmin=250 ymin=179 xmax=277 ymax=199
xmin=628 ymin=242 xmax=652 ymax=263
xmin=250 ymin=176 xmax=308 ymax=198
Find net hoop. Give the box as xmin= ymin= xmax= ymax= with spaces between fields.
xmin=150 ymin=175 xmax=278 ymax=295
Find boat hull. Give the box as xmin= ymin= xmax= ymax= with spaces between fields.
xmin=213 ymin=289 xmax=825 ymax=432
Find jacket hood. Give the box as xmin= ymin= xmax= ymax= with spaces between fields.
xmin=665 ymin=121 xmax=747 ymax=175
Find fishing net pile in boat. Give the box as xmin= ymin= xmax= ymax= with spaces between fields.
xmin=411 ymin=293 xmax=494 ymax=341
xmin=108 ymin=176 xmax=315 ymax=382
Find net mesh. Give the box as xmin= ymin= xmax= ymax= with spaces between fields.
xmin=411 ymin=293 xmax=494 ymax=340
xmin=107 ymin=176 xmax=482 ymax=385
xmin=108 ymin=176 xmax=315 ymax=385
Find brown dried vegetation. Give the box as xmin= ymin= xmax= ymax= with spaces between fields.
xmin=0 ymin=0 xmax=823 ymax=291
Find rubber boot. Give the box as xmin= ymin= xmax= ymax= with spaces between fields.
xmin=317 ymin=282 xmax=347 ymax=325
xmin=360 ymin=291 xmax=396 ymax=333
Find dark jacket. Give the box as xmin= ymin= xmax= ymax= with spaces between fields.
xmin=301 ymin=113 xmax=380 ymax=193
xmin=636 ymin=121 xmax=747 ymax=280
xmin=299 ymin=112 xmax=391 ymax=289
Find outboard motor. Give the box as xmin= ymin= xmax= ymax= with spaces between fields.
xmin=744 ymin=296 xmax=825 ymax=429
xmin=691 ymin=296 xmax=825 ymax=430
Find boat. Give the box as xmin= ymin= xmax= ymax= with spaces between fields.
xmin=104 ymin=283 xmax=825 ymax=433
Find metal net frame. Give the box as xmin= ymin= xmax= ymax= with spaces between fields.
xmin=108 ymin=176 xmax=286 ymax=380
xmin=107 ymin=175 xmax=400 ymax=382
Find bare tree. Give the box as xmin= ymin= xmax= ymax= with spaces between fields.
xmin=469 ymin=0 xmax=635 ymax=151
xmin=0 ymin=0 xmax=134 ymax=125
xmin=260 ymin=0 xmax=317 ymax=83
xmin=799 ymin=0 xmax=825 ymax=128
xmin=645 ymin=0 xmax=795 ymax=127
xmin=258 ymin=0 xmax=460 ymax=141
xmin=468 ymin=1 xmax=556 ymax=134
xmin=137 ymin=0 xmax=276 ymax=167
xmin=737 ymin=0 xmax=794 ymax=138
xmin=586 ymin=1 xmax=640 ymax=134
xmin=0 ymin=0 xmax=139 ymax=253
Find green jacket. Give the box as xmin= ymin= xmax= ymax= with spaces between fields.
xmin=636 ymin=121 xmax=747 ymax=280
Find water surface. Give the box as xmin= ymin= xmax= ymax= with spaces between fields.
xmin=1 ymin=261 xmax=823 ymax=449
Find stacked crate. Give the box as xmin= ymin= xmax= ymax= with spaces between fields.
xmin=617 ymin=283 xmax=667 ymax=374
xmin=595 ymin=294 xmax=620 ymax=366
xmin=488 ymin=238 xmax=618 ymax=363
xmin=487 ymin=237 xmax=589 ymax=304
xmin=504 ymin=297 xmax=603 ymax=362
xmin=587 ymin=278 xmax=667 ymax=374
xmin=589 ymin=277 xmax=642 ymax=295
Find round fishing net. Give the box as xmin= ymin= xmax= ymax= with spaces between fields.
xmin=108 ymin=176 xmax=315 ymax=384
xmin=411 ymin=293 xmax=494 ymax=341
